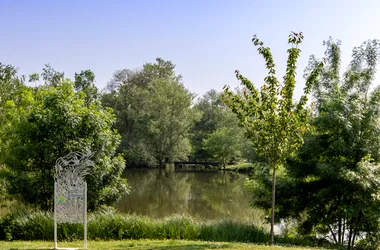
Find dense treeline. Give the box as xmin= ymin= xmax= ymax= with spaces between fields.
xmin=0 ymin=58 xmax=250 ymax=210
xmin=0 ymin=59 xmax=249 ymax=172
xmin=2 ymin=33 xmax=380 ymax=249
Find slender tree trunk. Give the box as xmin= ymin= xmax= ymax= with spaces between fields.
xmin=328 ymin=224 xmax=338 ymax=245
xmin=342 ymin=218 xmax=345 ymax=246
xmin=348 ymin=227 xmax=353 ymax=250
xmin=338 ymin=218 xmax=342 ymax=245
xmin=269 ymin=164 xmax=276 ymax=246
xmin=352 ymin=231 xmax=357 ymax=249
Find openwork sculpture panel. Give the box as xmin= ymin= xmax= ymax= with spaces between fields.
xmin=54 ymin=151 xmax=94 ymax=223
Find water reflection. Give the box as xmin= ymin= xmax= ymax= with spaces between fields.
xmin=116 ymin=168 xmax=264 ymax=223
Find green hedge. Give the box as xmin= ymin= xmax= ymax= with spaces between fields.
xmin=0 ymin=209 xmax=330 ymax=247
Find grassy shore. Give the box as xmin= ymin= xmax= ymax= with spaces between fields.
xmin=0 ymin=239 xmax=324 ymax=250
xmin=225 ymin=163 xmax=255 ymax=172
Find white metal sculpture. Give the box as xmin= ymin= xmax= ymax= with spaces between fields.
xmin=54 ymin=150 xmax=94 ymax=249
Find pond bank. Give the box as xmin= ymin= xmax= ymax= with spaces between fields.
xmin=225 ymin=163 xmax=255 ymax=173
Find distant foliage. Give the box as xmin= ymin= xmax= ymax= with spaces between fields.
xmin=41 ymin=64 xmax=65 ymax=87
xmin=190 ymin=90 xmax=252 ymax=164
xmin=74 ymin=69 xmax=98 ymax=106
xmin=102 ymin=58 xmax=200 ymax=167
xmin=0 ymin=63 xmax=26 ymax=116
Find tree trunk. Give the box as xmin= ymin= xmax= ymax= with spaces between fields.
xmin=338 ymin=218 xmax=342 ymax=245
xmin=352 ymin=231 xmax=357 ymax=249
xmin=342 ymin=218 xmax=345 ymax=246
xmin=348 ymin=227 xmax=353 ymax=250
xmin=328 ymin=224 xmax=338 ymax=245
xmin=269 ymin=165 xmax=276 ymax=246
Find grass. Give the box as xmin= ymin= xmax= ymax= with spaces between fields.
xmin=0 ymin=239 xmax=325 ymax=250
xmin=1 ymin=210 xmax=324 ymax=247
xmin=225 ymin=163 xmax=255 ymax=172
xmin=0 ymin=207 xmax=334 ymax=248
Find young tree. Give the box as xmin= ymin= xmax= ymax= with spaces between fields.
xmin=261 ymin=38 xmax=380 ymax=249
xmin=0 ymin=80 xmax=129 ymax=210
xmin=222 ymin=32 xmax=323 ymax=245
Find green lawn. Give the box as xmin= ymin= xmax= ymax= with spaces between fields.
xmin=0 ymin=240 xmax=323 ymax=250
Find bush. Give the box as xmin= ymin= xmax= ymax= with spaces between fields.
xmin=355 ymin=234 xmax=380 ymax=250
xmin=0 ymin=82 xmax=129 ymax=210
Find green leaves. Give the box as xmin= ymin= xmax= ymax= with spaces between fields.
xmin=0 ymin=79 xmax=129 ymax=211
xmin=201 ymin=112 xmax=245 ymax=167
xmin=102 ymin=58 xmax=199 ymax=167
xmin=145 ymin=78 xmax=200 ymax=165
xmin=271 ymin=38 xmax=380 ymax=248
xmin=74 ymin=70 xmax=98 ymax=106
xmin=41 ymin=64 xmax=64 ymax=87
xmin=223 ymin=32 xmax=323 ymax=245
xmin=224 ymin=32 xmax=323 ymax=165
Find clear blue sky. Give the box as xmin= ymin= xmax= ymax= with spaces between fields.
xmin=2 ymin=0 xmax=380 ymax=99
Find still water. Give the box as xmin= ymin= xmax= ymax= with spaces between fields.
xmin=116 ymin=168 xmax=264 ymax=223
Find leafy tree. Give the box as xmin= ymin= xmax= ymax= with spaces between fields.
xmin=0 ymin=63 xmax=26 ymax=203
xmin=222 ymin=32 xmax=324 ymax=245
xmin=102 ymin=58 xmax=198 ymax=167
xmin=142 ymin=57 xmax=182 ymax=82
xmin=190 ymin=90 xmax=227 ymax=161
xmin=259 ymin=38 xmax=380 ymax=249
xmin=145 ymin=78 xmax=200 ymax=165
xmin=102 ymin=68 xmax=154 ymax=166
xmin=28 ymin=73 xmax=39 ymax=83
xmin=0 ymin=63 xmax=25 ymax=108
xmin=0 ymin=79 xmax=129 ymax=210
xmin=41 ymin=64 xmax=64 ymax=86
xmin=202 ymin=127 xmax=242 ymax=168
xmin=192 ymin=91 xmax=246 ymax=166
xmin=191 ymin=89 xmax=253 ymax=164
xmin=74 ymin=69 xmax=98 ymax=105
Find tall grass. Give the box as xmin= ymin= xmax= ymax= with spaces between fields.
xmin=0 ymin=209 xmax=330 ymax=247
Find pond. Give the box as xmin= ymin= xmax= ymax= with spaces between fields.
xmin=115 ymin=167 xmax=264 ymax=223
